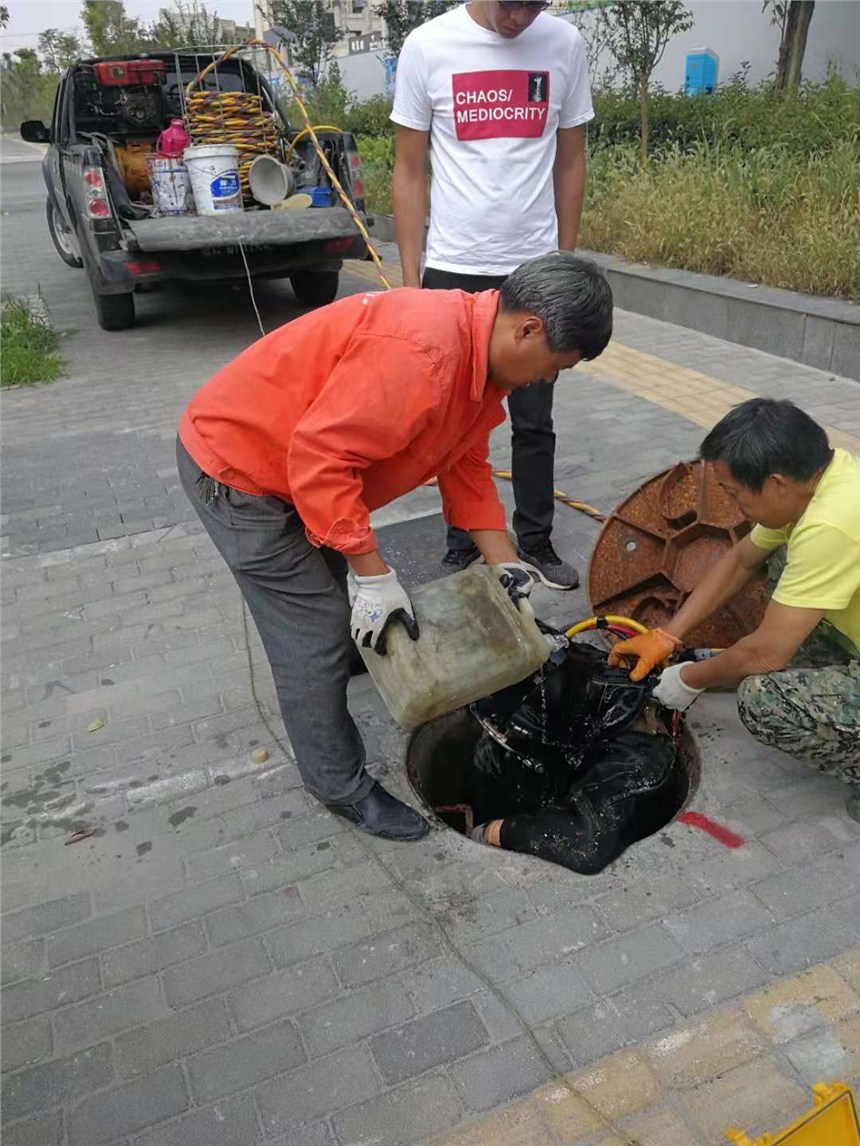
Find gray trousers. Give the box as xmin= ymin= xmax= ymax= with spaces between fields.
xmin=176 ymin=438 xmax=374 ymax=805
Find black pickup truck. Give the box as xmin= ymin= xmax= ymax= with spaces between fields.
xmin=21 ymin=50 xmax=371 ymax=330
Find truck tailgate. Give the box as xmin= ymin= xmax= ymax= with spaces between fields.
xmin=127 ymin=207 xmax=361 ymax=252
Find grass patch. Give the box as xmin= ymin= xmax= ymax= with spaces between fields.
xmin=1 ymin=294 xmax=65 ymax=387
xmin=581 ymin=140 xmax=860 ymax=301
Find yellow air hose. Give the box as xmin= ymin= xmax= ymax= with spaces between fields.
xmin=565 ymin=615 xmax=648 ymax=638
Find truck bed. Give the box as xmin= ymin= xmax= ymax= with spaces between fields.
xmin=127 ymin=206 xmax=361 ymax=252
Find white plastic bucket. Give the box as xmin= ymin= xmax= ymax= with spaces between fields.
xmin=183 ymin=144 xmax=243 ymax=215
xmin=146 ymin=155 xmax=194 ymax=216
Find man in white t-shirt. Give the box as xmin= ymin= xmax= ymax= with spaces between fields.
xmin=391 ymin=0 xmax=594 ymax=590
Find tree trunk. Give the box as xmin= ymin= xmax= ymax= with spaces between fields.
xmin=776 ymin=0 xmax=815 ymax=90
xmin=639 ymin=75 xmax=650 ymax=164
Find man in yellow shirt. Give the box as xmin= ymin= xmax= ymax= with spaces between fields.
xmin=609 ymin=399 xmax=860 ymax=821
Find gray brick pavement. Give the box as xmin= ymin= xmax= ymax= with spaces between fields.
xmin=314 ymin=984 xmax=413 ymax=1061
xmin=116 ymin=998 xmax=233 ymax=1078
xmin=4 ymin=229 xmax=860 ymax=1145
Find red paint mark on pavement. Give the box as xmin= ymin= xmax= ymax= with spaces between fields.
xmin=678 ymin=811 xmax=744 ymax=849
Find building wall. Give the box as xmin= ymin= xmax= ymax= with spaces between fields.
xmin=335 ymin=0 xmax=859 ymax=100
xmin=610 ymin=0 xmax=859 ymax=89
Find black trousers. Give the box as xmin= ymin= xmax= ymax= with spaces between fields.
xmin=422 ymin=266 xmax=556 ymax=554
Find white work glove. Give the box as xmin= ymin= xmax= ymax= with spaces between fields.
xmin=350 ymin=569 xmax=419 ymax=656
xmin=493 ymin=563 xmax=535 ymax=605
xmin=652 ymin=663 xmax=704 ymax=712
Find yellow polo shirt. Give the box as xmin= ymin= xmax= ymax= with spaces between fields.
xmin=750 ymin=447 xmax=860 ymax=656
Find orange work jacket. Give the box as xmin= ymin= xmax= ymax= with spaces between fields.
xmin=178 ymin=287 xmax=508 ymax=555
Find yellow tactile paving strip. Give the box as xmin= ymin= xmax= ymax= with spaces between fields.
xmin=421 ymin=947 xmax=860 ymax=1146
xmin=583 ymin=343 xmax=860 ymax=454
xmin=343 ymin=260 xmax=860 ymax=455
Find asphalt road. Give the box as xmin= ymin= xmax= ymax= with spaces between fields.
xmin=0 ymin=133 xmax=375 ymax=364
xmin=0 ymin=134 xmax=386 ymax=560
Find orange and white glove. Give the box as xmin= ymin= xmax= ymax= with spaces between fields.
xmin=607 ymin=627 xmax=682 ymax=682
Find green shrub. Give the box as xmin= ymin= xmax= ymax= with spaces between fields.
xmin=345 ymin=95 xmax=394 ymax=137
xmin=590 ymin=74 xmax=860 ymax=156
xmin=1 ymin=295 xmax=65 ymax=387
xmin=356 ymin=134 xmax=396 ymax=214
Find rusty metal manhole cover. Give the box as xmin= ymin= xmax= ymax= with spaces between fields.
xmin=588 ymin=459 xmax=768 ymax=648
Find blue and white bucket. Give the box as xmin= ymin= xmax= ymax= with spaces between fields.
xmin=146 ymin=155 xmax=194 ymax=217
xmin=183 ymin=144 xmax=243 ymax=215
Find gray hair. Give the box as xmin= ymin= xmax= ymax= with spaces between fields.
xmin=499 ymin=252 xmax=613 ymax=359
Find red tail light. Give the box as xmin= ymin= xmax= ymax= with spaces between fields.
xmin=83 ymin=166 xmax=113 ymax=219
xmin=347 ymin=151 xmax=364 ymax=199
xmin=325 ymin=237 xmax=354 ymax=254
xmin=126 ymin=258 xmax=161 ymax=274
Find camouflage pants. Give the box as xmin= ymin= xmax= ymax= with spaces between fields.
xmin=736 ymin=548 xmax=860 ymax=785
xmin=737 ymin=660 xmax=860 ymax=785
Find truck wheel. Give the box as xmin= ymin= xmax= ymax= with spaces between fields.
xmin=46 ymin=198 xmax=83 ymax=269
xmin=93 ymin=288 xmax=135 ymax=331
xmin=290 ymin=270 xmax=339 ymax=308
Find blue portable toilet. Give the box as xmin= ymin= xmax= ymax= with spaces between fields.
xmin=685 ymin=48 xmax=719 ymax=96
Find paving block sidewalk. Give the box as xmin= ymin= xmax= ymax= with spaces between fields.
xmin=3 ymin=245 xmax=860 ymax=1145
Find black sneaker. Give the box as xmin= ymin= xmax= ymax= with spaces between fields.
xmin=516 ymin=538 xmax=580 ymax=591
xmin=441 ymin=546 xmax=482 ymax=573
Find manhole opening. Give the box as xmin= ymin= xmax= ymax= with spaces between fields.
xmin=406 ymin=680 xmax=700 ymax=875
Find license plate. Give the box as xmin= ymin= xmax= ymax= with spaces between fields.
xmin=200 ymin=244 xmax=275 ymax=257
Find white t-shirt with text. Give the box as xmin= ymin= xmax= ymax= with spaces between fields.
xmin=391 ymin=4 xmax=593 ymax=275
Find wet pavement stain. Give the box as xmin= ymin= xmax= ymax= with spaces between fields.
xmin=115 ymin=821 xmax=129 ymax=832
xmin=168 ymin=806 xmax=196 ymax=828
xmin=136 ymin=841 xmax=153 ymax=856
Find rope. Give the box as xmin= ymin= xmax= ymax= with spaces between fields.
xmin=183 ymin=89 xmax=278 ymax=201
xmin=492 ymin=468 xmax=606 ymax=522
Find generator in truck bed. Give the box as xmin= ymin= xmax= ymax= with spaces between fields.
xmin=20 ymin=49 xmax=370 ymax=330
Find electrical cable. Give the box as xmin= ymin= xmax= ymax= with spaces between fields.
xmin=212 ymin=39 xmax=637 ymax=1143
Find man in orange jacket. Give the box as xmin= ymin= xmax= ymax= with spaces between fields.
xmin=178 ymin=252 xmax=613 ymax=841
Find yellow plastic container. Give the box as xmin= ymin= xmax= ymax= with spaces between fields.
xmin=725 ymin=1083 xmax=860 ymax=1145
xmin=359 ymin=564 xmax=550 ymax=730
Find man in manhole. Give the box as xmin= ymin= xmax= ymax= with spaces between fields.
xmin=177 ymin=253 xmax=613 ymax=842
xmin=610 ymin=399 xmax=860 ymax=821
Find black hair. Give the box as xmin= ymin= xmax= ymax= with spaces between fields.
xmin=700 ymin=398 xmax=832 ymax=491
xmin=499 ymin=252 xmax=613 ymax=360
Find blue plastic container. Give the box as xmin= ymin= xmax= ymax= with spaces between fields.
xmin=309 ymin=185 xmax=334 ymax=207
xmin=685 ymin=49 xmax=719 ymax=96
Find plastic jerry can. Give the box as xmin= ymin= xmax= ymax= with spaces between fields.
xmin=156 ymin=118 xmax=190 ymax=158
xmin=360 ymin=564 xmax=551 ymax=729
